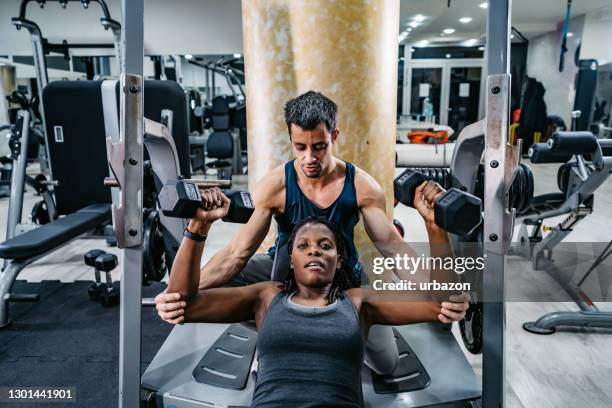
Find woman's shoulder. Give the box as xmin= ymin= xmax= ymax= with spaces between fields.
xmin=344 ymin=287 xmax=366 ymax=309
xmin=256 ymin=282 xmax=284 ymax=305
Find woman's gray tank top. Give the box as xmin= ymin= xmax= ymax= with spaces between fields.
xmin=251 ymin=291 xmax=365 ymax=408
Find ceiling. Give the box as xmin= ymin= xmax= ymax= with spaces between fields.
xmin=399 ymin=0 xmax=612 ymax=46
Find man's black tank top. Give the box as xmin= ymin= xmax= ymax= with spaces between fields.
xmin=267 ymin=160 xmax=363 ymax=286
xmin=251 ymin=291 xmax=365 ymax=407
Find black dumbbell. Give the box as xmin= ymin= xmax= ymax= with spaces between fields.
xmin=394 ymin=169 xmax=482 ymax=236
xmin=85 ymin=249 xmax=107 ymax=301
xmin=158 ymin=179 xmax=254 ymax=223
xmin=95 ymin=253 xmax=120 ymax=307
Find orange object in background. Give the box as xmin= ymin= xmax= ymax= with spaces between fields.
xmin=512 ymin=108 xmax=521 ymax=124
xmin=408 ymin=130 xmax=449 ymax=144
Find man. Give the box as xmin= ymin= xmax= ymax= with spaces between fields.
xmin=156 ymin=91 xmax=466 ymax=375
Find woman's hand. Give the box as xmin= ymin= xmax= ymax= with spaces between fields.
xmin=438 ymin=293 xmax=469 ymax=323
xmin=413 ymin=180 xmax=445 ymax=226
xmin=188 ymin=188 xmax=231 ymax=234
xmin=155 ymin=291 xmax=186 ymax=325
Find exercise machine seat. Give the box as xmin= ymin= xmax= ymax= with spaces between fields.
xmin=207 ymin=131 xmax=234 ymax=159
xmin=0 ymin=204 xmax=110 ymax=260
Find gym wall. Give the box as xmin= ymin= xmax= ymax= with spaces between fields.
xmin=526 ymin=14 xmax=585 ymax=127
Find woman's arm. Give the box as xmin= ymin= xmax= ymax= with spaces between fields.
xmin=348 ymin=289 xmax=468 ymax=329
xmin=183 ymin=282 xmax=275 ymax=323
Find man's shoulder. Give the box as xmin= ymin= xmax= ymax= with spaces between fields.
xmin=252 ymin=163 xmax=287 ymax=209
xmin=351 ymin=164 xmax=383 ymax=195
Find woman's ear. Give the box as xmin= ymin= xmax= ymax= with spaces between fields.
xmin=290 ymin=256 xmax=294 ymax=269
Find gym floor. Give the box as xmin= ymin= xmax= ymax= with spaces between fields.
xmin=1 ymin=162 xmax=611 ymax=408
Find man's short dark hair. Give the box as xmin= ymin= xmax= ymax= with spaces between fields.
xmin=284 ymin=91 xmax=337 ymax=136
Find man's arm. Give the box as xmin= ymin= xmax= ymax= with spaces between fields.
xmin=355 ymin=168 xmax=449 ymax=248
xmin=355 ymin=169 xmax=456 ymax=285
xmin=198 ymin=166 xmax=285 ymax=289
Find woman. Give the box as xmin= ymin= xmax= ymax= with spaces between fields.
xmin=159 ymin=190 xmax=468 ymax=408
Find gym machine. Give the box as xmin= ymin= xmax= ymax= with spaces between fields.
xmin=12 ymin=0 xmax=122 ymax=178
xmin=113 ymin=0 xmax=515 ymax=407
xmin=518 ymin=132 xmax=612 ymax=334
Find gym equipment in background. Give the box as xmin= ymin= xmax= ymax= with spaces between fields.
xmin=518 ymin=131 xmax=612 ymax=334
xmin=11 ymin=0 xmax=122 ymax=178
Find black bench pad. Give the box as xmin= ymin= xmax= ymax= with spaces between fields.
xmin=0 ymin=204 xmax=111 ymax=260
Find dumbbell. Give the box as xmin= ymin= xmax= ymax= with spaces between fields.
xmin=394 ymin=169 xmax=482 ymax=236
xmin=95 ymin=253 xmax=120 ymax=307
xmin=158 ymin=179 xmax=254 ymax=222
xmin=85 ymin=249 xmax=107 ymax=301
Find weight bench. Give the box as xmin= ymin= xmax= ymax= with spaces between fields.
xmin=0 ymin=81 xmax=116 ymax=328
xmin=518 ymin=131 xmax=612 ymax=334
xmin=0 ymin=204 xmax=111 ymax=327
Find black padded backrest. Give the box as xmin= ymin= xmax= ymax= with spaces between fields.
xmin=141 ymin=81 xmax=191 ymax=178
xmin=212 ymin=96 xmax=229 ymax=115
xmin=43 ymin=81 xmax=111 ymax=215
xmin=207 ymin=131 xmax=234 ymax=159
xmin=212 ymin=115 xmax=230 ymax=130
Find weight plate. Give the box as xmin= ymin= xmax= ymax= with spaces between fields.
xmin=459 ymin=301 xmax=483 ymax=354
xmin=143 ymin=210 xmax=168 ymax=282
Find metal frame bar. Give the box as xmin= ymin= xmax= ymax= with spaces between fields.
xmin=483 ymin=0 xmax=514 ymax=406
xmin=117 ymin=0 xmax=144 ymax=407
xmin=5 ymin=110 xmax=30 ymax=241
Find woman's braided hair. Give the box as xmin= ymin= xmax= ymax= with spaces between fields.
xmin=283 ymin=216 xmax=353 ymax=304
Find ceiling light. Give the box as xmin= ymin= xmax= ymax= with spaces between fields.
xmin=406 ymin=27 xmax=412 ymax=32
xmin=415 ymin=40 xmax=429 ymax=48
xmin=184 ymin=54 xmax=193 ymax=60
xmin=478 ymin=46 xmax=485 ymax=51
xmin=479 ymin=2 xmax=488 ymax=8
xmin=414 ymin=14 xmax=425 ymax=22
xmin=510 ymin=34 xmax=515 ymax=39
xmin=408 ymin=21 xmax=420 ymax=28
xmin=233 ymin=53 xmax=242 ymax=58
xmin=567 ymin=32 xmax=574 ymax=37
xmin=443 ymin=28 xmax=456 ymax=34
xmin=446 ymin=54 xmax=452 ymax=59
xmin=464 ymin=38 xmax=478 ymax=46
xmin=459 ymin=17 xmax=472 ymax=24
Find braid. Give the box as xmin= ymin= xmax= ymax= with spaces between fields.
xmin=284 ymin=216 xmax=354 ymax=304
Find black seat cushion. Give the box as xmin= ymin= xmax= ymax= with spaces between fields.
xmin=0 ymin=204 xmax=111 ymax=260
xmin=207 ymin=131 xmax=234 ymax=159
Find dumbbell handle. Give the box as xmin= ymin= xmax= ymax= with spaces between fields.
xmin=104 ymin=177 xmax=231 ymax=189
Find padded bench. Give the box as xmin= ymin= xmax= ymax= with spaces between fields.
xmin=0 ymin=204 xmax=111 ymax=327
xmin=0 ymin=204 xmax=111 ymax=260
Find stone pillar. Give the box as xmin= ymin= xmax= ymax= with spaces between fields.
xmin=242 ymin=0 xmax=399 ymax=264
